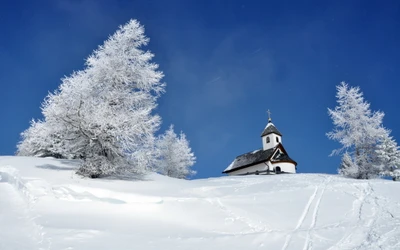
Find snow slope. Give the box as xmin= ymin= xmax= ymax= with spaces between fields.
xmin=1 ymin=156 xmax=400 ymax=250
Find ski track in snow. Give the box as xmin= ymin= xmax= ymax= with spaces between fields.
xmin=302 ymin=176 xmax=331 ymax=250
xmin=280 ymin=176 xmax=332 ymax=250
xmin=2 ymin=160 xmax=400 ymax=250
xmin=281 ymin=185 xmax=319 ymax=250
xmin=356 ymin=183 xmax=380 ymax=250
xmin=355 ymin=182 xmax=400 ymax=250
xmin=216 ymin=198 xmax=262 ymax=234
xmin=327 ymin=182 xmax=372 ymax=250
xmin=329 ymin=181 xmax=400 ymax=250
xmin=205 ymin=197 xmax=268 ymax=235
xmin=0 ymin=183 xmax=46 ymax=250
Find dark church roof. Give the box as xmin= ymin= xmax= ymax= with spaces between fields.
xmin=260 ymin=121 xmax=282 ymax=137
xmin=223 ymin=144 xmax=297 ymax=174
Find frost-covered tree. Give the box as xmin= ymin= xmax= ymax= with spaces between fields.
xmin=376 ymin=132 xmax=400 ymax=176
xmin=327 ymin=82 xmax=388 ymax=179
xmin=157 ymin=125 xmax=196 ymax=179
xmin=392 ymin=169 xmax=400 ymax=181
xmin=18 ymin=19 xmax=165 ymax=178
xmin=17 ymin=120 xmax=65 ymax=158
xmin=338 ymin=152 xmax=359 ymax=178
xmin=38 ymin=71 xmax=94 ymax=160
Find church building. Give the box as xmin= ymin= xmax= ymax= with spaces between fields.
xmin=223 ymin=111 xmax=297 ymax=176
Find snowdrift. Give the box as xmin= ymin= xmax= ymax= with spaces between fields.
xmin=1 ymin=156 xmax=400 ymax=250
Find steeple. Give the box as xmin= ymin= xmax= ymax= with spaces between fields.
xmin=261 ymin=110 xmax=282 ymax=150
xmin=261 ymin=121 xmax=282 ymax=137
xmin=267 ymin=109 xmax=272 ymax=122
xmin=261 ymin=110 xmax=282 ymax=137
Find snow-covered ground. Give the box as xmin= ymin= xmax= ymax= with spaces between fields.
xmin=1 ymin=156 xmax=400 ymax=250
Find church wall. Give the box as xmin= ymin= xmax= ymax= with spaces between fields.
xmin=272 ymin=162 xmax=296 ymax=173
xmin=227 ymin=162 xmax=269 ymax=176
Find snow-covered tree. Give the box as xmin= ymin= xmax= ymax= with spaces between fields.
xmin=391 ymin=169 xmax=400 ymax=181
xmin=17 ymin=120 xmax=65 ymax=158
xmin=327 ymin=82 xmax=388 ymax=179
xmin=157 ymin=125 xmax=196 ymax=179
xmin=338 ymin=152 xmax=359 ymax=178
xmin=376 ymin=132 xmax=400 ymax=176
xmin=18 ymin=19 xmax=165 ymax=178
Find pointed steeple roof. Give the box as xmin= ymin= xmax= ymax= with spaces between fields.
xmin=261 ymin=121 xmax=282 ymax=137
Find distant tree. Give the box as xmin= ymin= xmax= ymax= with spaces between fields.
xmin=157 ymin=125 xmax=196 ymax=179
xmin=338 ymin=152 xmax=359 ymax=178
xmin=327 ymin=82 xmax=388 ymax=179
xmin=18 ymin=19 xmax=165 ymax=178
xmin=375 ymin=132 xmax=400 ymax=177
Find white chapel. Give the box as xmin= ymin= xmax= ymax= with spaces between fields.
xmin=223 ymin=111 xmax=297 ymax=176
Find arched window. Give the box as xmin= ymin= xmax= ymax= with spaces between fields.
xmin=276 ymin=137 xmax=279 ymax=143
xmin=275 ymin=166 xmax=281 ymax=173
xmin=266 ymin=136 xmax=270 ymax=143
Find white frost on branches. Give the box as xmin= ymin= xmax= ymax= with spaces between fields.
xmin=327 ymin=82 xmax=399 ymax=179
xmin=156 ymin=125 xmax=196 ymax=179
xmin=376 ymin=133 xmax=400 ymax=177
xmin=17 ymin=120 xmax=65 ymax=158
xmin=18 ymin=20 xmax=166 ymax=178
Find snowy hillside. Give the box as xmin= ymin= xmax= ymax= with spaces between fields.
xmin=1 ymin=157 xmax=399 ymax=250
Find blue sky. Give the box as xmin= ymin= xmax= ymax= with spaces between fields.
xmin=1 ymin=0 xmax=399 ymax=179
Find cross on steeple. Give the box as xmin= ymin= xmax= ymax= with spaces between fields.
xmin=267 ymin=109 xmax=272 ymax=122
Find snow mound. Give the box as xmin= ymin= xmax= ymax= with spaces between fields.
xmin=1 ymin=156 xmax=400 ymax=250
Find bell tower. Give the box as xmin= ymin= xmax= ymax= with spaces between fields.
xmin=261 ymin=110 xmax=282 ymax=150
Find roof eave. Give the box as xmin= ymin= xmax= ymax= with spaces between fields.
xmin=223 ymin=147 xmax=280 ymax=174
xmin=222 ymin=159 xmax=269 ymax=174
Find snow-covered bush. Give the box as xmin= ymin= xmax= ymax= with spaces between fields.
xmin=156 ymin=125 xmax=196 ymax=179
